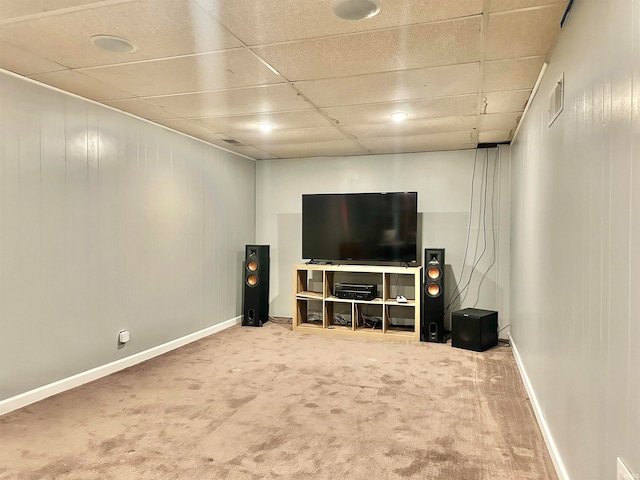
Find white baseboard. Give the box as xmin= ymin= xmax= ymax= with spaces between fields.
xmin=0 ymin=316 xmax=242 ymax=416
xmin=510 ymin=334 xmax=570 ymax=480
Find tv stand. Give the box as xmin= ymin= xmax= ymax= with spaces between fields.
xmin=293 ymin=263 xmax=422 ymax=342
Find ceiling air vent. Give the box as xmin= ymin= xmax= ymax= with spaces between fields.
xmin=223 ymin=139 xmax=245 ymax=146
xmin=548 ymin=73 xmax=564 ymax=127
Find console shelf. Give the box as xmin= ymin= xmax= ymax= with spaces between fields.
xmin=293 ymin=263 xmax=422 ymax=342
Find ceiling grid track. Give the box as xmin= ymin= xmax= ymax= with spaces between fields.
xmin=244 ymin=45 xmax=372 ymax=155
xmin=475 ymin=0 xmax=492 ymax=148
xmin=204 ymin=9 xmax=372 ymax=157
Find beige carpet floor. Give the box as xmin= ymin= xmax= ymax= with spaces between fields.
xmin=0 ymin=320 xmax=557 ymax=480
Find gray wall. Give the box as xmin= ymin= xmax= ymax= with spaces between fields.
xmin=0 ymin=71 xmax=255 ymax=401
xmin=256 ymin=147 xmax=511 ymax=330
xmin=510 ymin=1 xmax=640 ymax=478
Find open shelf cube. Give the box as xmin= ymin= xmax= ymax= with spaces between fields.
xmin=292 ymin=264 xmax=421 ymax=342
xmin=294 ymin=299 xmax=324 ymax=328
xmin=325 ymin=301 xmax=353 ymax=330
xmin=385 ymin=305 xmax=416 ymax=338
xmin=355 ymin=303 xmax=383 ymax=332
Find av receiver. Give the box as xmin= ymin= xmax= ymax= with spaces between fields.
xmin=334 ymin=283 xmax=377 ymax=301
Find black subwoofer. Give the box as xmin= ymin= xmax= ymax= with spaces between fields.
xmin=422 ymin=248 xmax=446 ymax=342
xmin=242 ymin=245 xmax=270 ymax=327
xmin=451 ymin=308 xmax=498 ymax=352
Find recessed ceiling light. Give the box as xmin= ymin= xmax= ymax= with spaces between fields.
xmin=390 ymin=112 xmax=408 ymax=122
xmin=332 ymin=0 xmax=380 ymax=20
xmin=90 ymin=35 xmax=135 ymax=53
xmin=258 ymin=122 xmax=273 ymax=132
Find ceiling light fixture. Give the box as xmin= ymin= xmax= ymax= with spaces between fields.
xmin=258 ymin=122 xmax=274 ymax=132
xmin=390 ymin=112 xmax=408 ymax=122
xmin=90 ymin=35 xmax=135 ymax=53
xmin=332 ymin=0 xmax=380 ymax=20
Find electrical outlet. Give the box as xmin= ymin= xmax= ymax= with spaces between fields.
xmin=118 ymin=330 xmax=130 ymax=344
xmin=618 ymin=458 xmax=638 ymax=480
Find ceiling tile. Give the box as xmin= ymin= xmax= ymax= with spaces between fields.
xmin=80 ymin=49 xmax=283 ymax=97
xmin=343 ymin=116 xmax=478 ymax=140
xmin=0 ymin=40 xmax=66 ymax=75
xmin=174 ymin=130 xmax=274 ymax=155
xmin=190 ymin=132 xmax=244 ymax=147
xmin=154 ymin=118 xmax=218 ymax=138
xmin=29 ymin=69 xmax=134 ymax=101
xmin=200 ymin=0 xmax=482 ymax=45
xmin=143 ymin=84 xmax=313 ymax=117
xmin=359 ymin=131 xmax=477 ymax=154
xmin=0 ymin=0 xmax=241 ymax=69
xmin=485 ymin=5 xmax=565 ymax=61
xmin=103 ymin=98 xmax=180 ymax=120
xmin=223 ymin=145 xmax=277 ymax=160
xmin=252 ymin=17 xmax=482 ymax=81
xmin=479 ymin=112 xmax=522 ymax=132
xmin=234 ymin=127 xmax=348 ymax=146
xmin=259 ymin=140 xmax=369 ymax=159
xmin=190 ymin=110 xmax=334 ymax=133
xmin=0 ymin=0 xmax=107 ymax=20
xmin=483 ymin=89 xmax=531 ymax=114
xmin=483 ymin=56 xmax=545 ymax=92
xmin=188 ymin=133 xmax=275 ymax=158
xmin=489 ymin=0 xmax=566 ymax=13
xmin=294 ymin=63 xmax=479 ymax=108
xmin=323 ymin=95 xmax=478 ymax=125
xmin=478 ymin=130 xmax=512 ymax=143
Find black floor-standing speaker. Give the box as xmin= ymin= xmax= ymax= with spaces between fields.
xmin=421 ymin=248 xmax=447 ymax=342
xmin=242 ymin=245 xmax=270 ymax=327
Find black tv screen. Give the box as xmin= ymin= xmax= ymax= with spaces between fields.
xmin=302 ymin=192 xmax=418 ymax=263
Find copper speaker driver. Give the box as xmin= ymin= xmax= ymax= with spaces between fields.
xmin=427 ymin=267 xmax=441 ymax=279
xmin=427 ymin=283 xmax=441 ymax=297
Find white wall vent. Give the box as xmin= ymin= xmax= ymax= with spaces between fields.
xmin=548 ymin=73 xmax=564 ymax=127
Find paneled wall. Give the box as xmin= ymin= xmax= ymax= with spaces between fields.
xmin=0 ymin=71 xmax=255 ymax=401
xmin=256 ymin=147 xmax=511 ymax=329
xmin=510 ymin=1 xmax=640 ymax=478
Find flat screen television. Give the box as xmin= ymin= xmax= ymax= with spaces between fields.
xmin=302 ymin=192 xmax=418 ymax=263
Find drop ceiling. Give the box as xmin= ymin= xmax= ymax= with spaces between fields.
xmin=0 ymin=0 xmax=566 ymax=159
